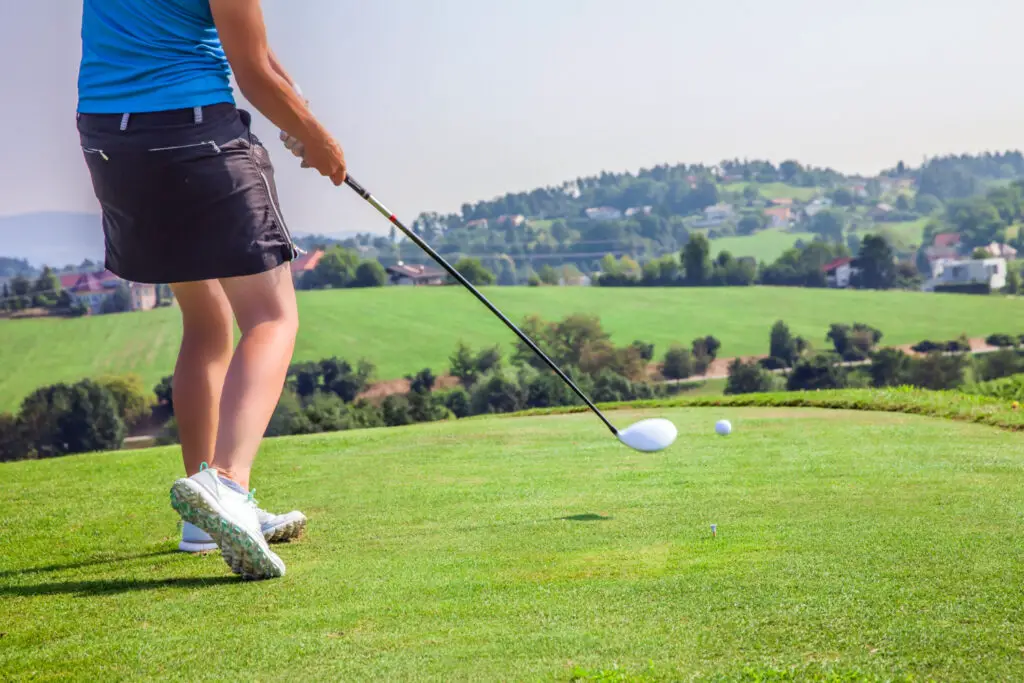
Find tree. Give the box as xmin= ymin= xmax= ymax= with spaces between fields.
xmin=97 ymin=374 xmax=152 ymax=428
xmin=779 ymin=160 xmax=802 ymax=183
xmin=452 ymin=258 xmax=495 ymax=286
xmin=827 ymin=323 xmax=882 ymax=361
xmin=101 ymin=282 xmax=133 ymax=314
xmin=737 ymin=213 xmax=765 ymax=236
xmin=352 ymin=261 xmax=387 ymax=288
xmin=34 ymin=267 xmax=59 ymax=294
xmin=787 ymin=354 xmax=848 ymax=391
xmin=769 ymin=320 xmax=799 ymax=367
xmin=971 ymin=247 xmax=990 ymax=260
xmin=406 ymin=368 xmax=437 ymax=394
xmin=742 ymin=185 xmax=761 ymax=202
xmin=304 ymin=246 xmax=361 ymax=289
xmin=831 ymin=188 xmax=854 ymax=207
xmin=9 ymin=275 xmax=30 ymax=297
xmin=869 ymin=348 xmax=911 ymax=387
xmin=19 ymin=380 xmax=125 ymax=457
xmin=691 ymin=335 xmax=721 ymax=374
xmin=1004 ymin=268 xmax=1021 ymax=295
xmin=0 ymin=413 xmax=28 ymax=462
xmin=808 ymin=210 xmax=845 ymax=243
xmin=915 ymin=194 xmax=942 ymax=215
xmin=853 ymin=235 xmax=896 ymax=290
xmin=661 ymin=345 xmax=694 ymax=380
xmin=725 ymin=359 xmax=779 ymax=395
xmin=537 ymin=264 xmax=560 ymax=285
xmin=682 ymin=233 xmax=712 ymax=286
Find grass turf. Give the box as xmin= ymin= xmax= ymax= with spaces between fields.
xmin=709 ymin=228 xmax=819 ymax=263
xmin=1 ymin=286 xmax=1023 ymax=413
xmin=2 ymin=406 xmax=1024 ymax=681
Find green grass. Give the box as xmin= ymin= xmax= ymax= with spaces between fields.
xmin=858 ymin=218 xmax=929 ymax=250
xmin=710 ymin=228 xmax=818 ymax=262
xmin=3 ymin=403 xmax=1024 ymax=680
xmin=722 ymin=182 xmax=820 ymax=202
xmin=2 ymin=286 xmax=1023 ymax=412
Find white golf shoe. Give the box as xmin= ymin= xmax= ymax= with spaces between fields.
xmin=169 ymin=465 xmax=286 ymax=580
xmin=178 ymin=506 xmax=307 ymax=552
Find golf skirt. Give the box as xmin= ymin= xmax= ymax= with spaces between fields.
xmin=77 ymin=103 xmax=298 ymax=284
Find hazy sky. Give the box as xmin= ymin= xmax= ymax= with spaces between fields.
xmin=4 ymin=0 xmax=1023 ymax=235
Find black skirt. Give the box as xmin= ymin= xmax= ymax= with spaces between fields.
xmin=77 ymin=103 xmax=298 ymax=284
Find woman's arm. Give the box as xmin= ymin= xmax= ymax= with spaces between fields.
xmin=210 ymin=0 xmax=345 ymax=184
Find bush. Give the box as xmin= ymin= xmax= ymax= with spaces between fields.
xmin=787 ymin=354 xmax=849 ymax=391
xmin=906 ymin=353 xmax=967 ymax=390
xmin=961 ymin=373 xmax=1024 ymax=402
xmin=407 ymin=390 xmax=450 ymax=423
xmin=352 ymin=261 xmax=388 ymax=288
xmin=934 ymin=282 xmax=991 ymax=295
xmin=976 ymin=349 xmax=1024 ymax=382
xmin=470 ymin=373 xmax=527 ymax=415
xmin=0 ymin=413 xmax=28 ymax=462
xmin=97 ymin=374 xmax=152 ymax=428
xmin=986 ymin=333 xmax=1019 ymax=348
xmin=450 ymin=343 xmax=503 ymax=388
xmin=17 ymin=380 xmax=125 ymax=458
xmin=154 ymin=375 xmax=174 ymax=415
xmin=442 ymin=388 xmax=472 ymax=418
xmin=691 ymin=335 xmax=721 ymax=374
xmin=827 ymin=322 xmax=883 ymax=361
xmin=381 ymin=394 xmax=413 ymax=427
xmin=661 ymin=345 xmax=694 ymax=380
xmin=725 ymin=359 xmax=780 ymax=395
xmin=869 ymin=348 xmax=912 ymax=387
xmin=630 ymin=340 xmax=656 ymax=362
xmin=769 ymin=320 xmax=803 ymax=367
xmin=265 ymin=389 xmax=309 ymax=437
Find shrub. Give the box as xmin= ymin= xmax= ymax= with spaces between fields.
xmin=769 ymin=320 xmax=803 ymax=367
xmin=97 ymin=374 xmax=153 ymax=428
xmin=470 ymin=373 xmax=527 ymax=415
xmin=691 ymin=335 xmax=721 ymax=374
xmin=661 ymin=345 xmax=694 ymax=380
xmin=381 ymin=394 xmax=413 ymax=427
xmin=869 ymin=348 xmax=912 ymax=387
xmin=934 ymin=282 xmax=991 ymax=295
xmin=630 ymin=340 xmax=656 ymax=362
xmin=442 ymin=388 xmax=472 ymax=418
xmin=976 ymin=349 xmax=1024 ymax=382
xmin=18 ymin=379 xmax=125 ymax=458
xmin=906 ymin=353 xmax=967 ymax=390
xmin=0 ymin=413 xmax=29 ymax=462
xmin=827 ymin=322 xmax=883 ymax=361
xmin=985 ymin=333 xmax=1018 ymax=348
xmin=787 ymin=354 xmax=849 ymax=391
xmin=725 ymin=359 xmax=780 ymax=395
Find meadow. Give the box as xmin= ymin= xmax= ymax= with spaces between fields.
xmin=2 ymin=401 xmax=1023 ymax=680
xmin=1 ymin=286 xmax=1022 ymax=412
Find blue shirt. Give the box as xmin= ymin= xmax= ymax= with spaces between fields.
xmin=78 ymin=0 xmax=235 ymax=114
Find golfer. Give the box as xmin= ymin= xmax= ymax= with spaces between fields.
xmin=77 ymin=0 xmax=343 ymax=579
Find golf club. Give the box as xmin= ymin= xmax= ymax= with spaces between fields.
xmin=341 ymin=174 xmax=677 ymax=453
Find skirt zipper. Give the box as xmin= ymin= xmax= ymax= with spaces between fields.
xmin=83 ymin=147 xmax=109 ymax=161
xmin=256 ymin=167 xmax=305 ymax=257
xmin=148 ymin=141 xmax=221 ymax=154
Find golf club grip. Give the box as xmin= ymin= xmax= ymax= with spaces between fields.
xmin=343 ymin=175 xmax=618 ymax=436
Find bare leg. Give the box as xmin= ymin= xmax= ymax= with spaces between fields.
xmin=168 ymin=280 xmax=234 ymax=477
xmin=210 ymin=264 xmax=299 ymax=490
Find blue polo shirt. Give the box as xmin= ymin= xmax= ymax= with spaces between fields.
xmin=78 ymin=0 xmax=235 ymax=114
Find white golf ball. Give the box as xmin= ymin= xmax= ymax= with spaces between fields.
xmin=715 ymin=419 xmax=732 ymax=436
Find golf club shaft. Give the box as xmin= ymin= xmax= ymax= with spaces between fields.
xmin=344 ymin=175 xmax=618 ymax=436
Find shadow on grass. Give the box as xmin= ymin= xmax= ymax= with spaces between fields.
xmin=0 ymin=575 xmax=240 ymax=598
xmin=0 ymin=550 xmax=179 ymax=580
xmin=557 ymin=513 xmax=612 ymax=522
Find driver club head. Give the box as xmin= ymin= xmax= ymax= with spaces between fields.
xmin=616 ymin=418 xmax=677 ymax=452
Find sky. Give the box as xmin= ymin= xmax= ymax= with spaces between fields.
xmin=3 ymin=0 xmax=1024 ymax=236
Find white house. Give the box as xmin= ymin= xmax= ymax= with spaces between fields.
xmin=982 ymin=242 xmax=1018 ymax=260
xmin=924 ymin=257 xmax=1007 ymax=291
xmin=693 ymin=203 xmax=735 ymax=227
xmin=584 ymin=207 xmax=622 ymax=221
xmin=822 ymin=256 xmax=859 ymax=289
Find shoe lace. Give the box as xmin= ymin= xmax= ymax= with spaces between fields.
xmin=200 ymin=462 xmax=258 ymax=506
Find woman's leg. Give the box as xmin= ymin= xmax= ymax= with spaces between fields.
xmin=168 ymin=280 xmax=235 ymax=477
xmin=209 ymin=264 xmax=299 ymax=490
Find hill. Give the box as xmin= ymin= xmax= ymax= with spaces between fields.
xmin=2 ymin=405 xmax=1023 ymax=679
xmin=2 ymin=286 xmax=1023 ymax=412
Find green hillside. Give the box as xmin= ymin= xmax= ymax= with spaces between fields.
xmin=710 ymin=227 xmax=818 ymax=262
xmin=2 ymin=405 xmax=1023 ymax=680
xmin=1 ymin=286 xmax=1022 ymax=411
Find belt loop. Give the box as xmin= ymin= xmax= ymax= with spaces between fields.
xmin=193 ymin=106 xmax=203 ymax=124
xmin=119 ymin=113 xmax=130 ymax=131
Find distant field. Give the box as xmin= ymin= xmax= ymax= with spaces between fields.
xmin=858 ymin=217 xmax=929 ymax=250
xmin=2 ymin=287 xmax=1022 ymax=411
xmin=710 ymin=227 xmax=817 ymax=262
xmin=722 ymin=182 xmax=819 ymax=202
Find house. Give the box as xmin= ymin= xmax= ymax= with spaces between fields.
xmin=982 ymin=242 xmax=1018 ymax=260
xmin=624 ymin=206 xmax=653 ymax=217
xmin=770 ymin=198 xmax=794 ymax=207
xmin=495 ymin=214 xmax=526 ymax=227
xmin=65 ymin=270 xmax=157 ymax=314
xmin=694 ymin=203 xmax=735 ymax=227
xmin=822 ymin=257 xmax=859 ymax=289
xmin=924 ymin=257 xmax=1007 ymax=291
xmin=386 ymin=262 xmax=446 ymax=286
xmin=870 ymin=203 xmax=894 ymax=220
xmin=290 ymin=249 xmax=324 ymax=280
xmin=933 ymin=233 xmax=961 ymax=250
xmin=465 ymin=218 xmax=489 ymax=229
xmin=764 ymin=206 xmax=792 ymax=228
xmin=584 ymin=207 xmax=622 ymax=221
xmin=805 ymin=197 xmax=832 ymax=218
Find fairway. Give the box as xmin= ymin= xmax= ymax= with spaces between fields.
xmin=1 ymin=286 xmax=1023 ymax=412
xmin=2 ymin=407 xmax=1023 ymax=680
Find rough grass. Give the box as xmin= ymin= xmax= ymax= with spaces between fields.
xmin=721 ymin=183 xmax=820 ymax=202
xmin=2 ymin=403 xmax=1024 ymax=681
xmin=1 ymin=286 xmax=1023 ymax=412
